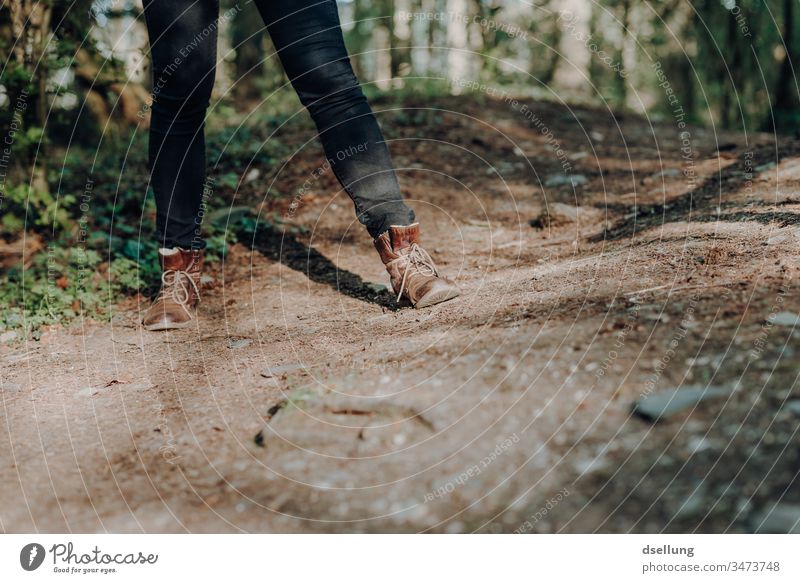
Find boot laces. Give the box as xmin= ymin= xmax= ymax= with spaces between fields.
xmin=156 ymin=269 xmax=199 ymax=317
xmin=397 ymin=243 xmax=439 ymax=302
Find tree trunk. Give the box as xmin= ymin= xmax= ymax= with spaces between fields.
xmin=770 ymin=0 xmax=796 ymax=131
xmin=612 ymin=0 xmax=631 ymax=108
xmin=7 ymin=0 xmax=53 ymax=196
xmin=232 ymin=0 xmax=266 ymax=105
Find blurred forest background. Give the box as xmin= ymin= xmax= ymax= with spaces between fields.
xmin=0 ymin=0 xmax=798 ymax=332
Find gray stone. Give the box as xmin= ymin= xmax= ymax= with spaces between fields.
xmin=749 ymin=504 xmax=800 ymax=533
xmin=572 ymin=456 xmax=608 ymax=476
xmin=633 ymin=385 xmax=732 ymax=422
xmin=673 ymin=487 xmax=706 ymax=518
xmin=545 ymin=174 xmax=588 ymax=187
xmin=687 ymin=436 xmax=712 ymax=454
xmin=771 ymin=312 xmax=799 ymax=327
xmin=78 ymin=386 xmax=100 ymax=397
xmin=228 ymin=338 xmax=253 ymax=349
xmin=1 ymin=382 xmax=23 ymax=392
xmin=784 ymin=400 xmax=800 ymax=415
xmin=655 ymin=168 xmax=680 ymax=179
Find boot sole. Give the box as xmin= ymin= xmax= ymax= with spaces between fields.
xmin=142 ymin=319 xmax=196 ymax=331
xmin=414 ymin=288 xmax=461 ymax=309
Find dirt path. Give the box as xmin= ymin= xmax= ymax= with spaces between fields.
xmin=2 ymin=96 xmax=799 ymax=533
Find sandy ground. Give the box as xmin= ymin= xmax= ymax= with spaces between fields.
xmin=1 ymin=96 xmax=799 ymax=533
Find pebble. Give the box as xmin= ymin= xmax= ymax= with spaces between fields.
xmin=687 ymin=436 xmax=712 ymax=454
xmin=673 ymin=488 xmax=706 ymax=518
xmin=544 ymin=174 xmax=588 ymax=187
xmin=573 ymin=456 xmax=608 ymax=476
xmin=1 ymin=382 xmax=23 ymax=392
xmin=749 ymin=504 xmax=800 ymax=533
xmin=771 ymin=312 xmax=799 ymax=327
xmin=228 ymin=338 xmax=252 ymax=349
xmin=632 ymin=385 xmax=732 ymax=422
xmin=78 ymin=386 xmax=99 ymax=397
xmin=260 ymin=363 xmax=307 ymax=378
xmin=784 ymin=400 xmax=800 ymax=415
xmin=647 ymin=168 xmax=681 ymax=181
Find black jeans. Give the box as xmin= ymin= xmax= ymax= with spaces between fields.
xmin=143 ymin=0 xmax=414 ymax=249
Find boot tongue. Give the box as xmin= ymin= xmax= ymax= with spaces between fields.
xmin=389 ymin=224 xmax=420 ymax=251
xmin=159 ymin=248 xmax=186 ymax=270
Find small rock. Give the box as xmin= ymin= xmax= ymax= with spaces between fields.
xmin=1 ymin=382 xmax=23 ymax=392
xmin=260 ymin=363 xmax=307 ymax=378
xmin=244 ymin=168 xmax=261 ymax=183
xmin=573 ymin=456 xmax=608 ymax=476
xmin=544 ymin=174 xmax=588 ymax=187
xmin=78 ymin=386 xmax=99 ymax=397
xmin=200 ymin=274 xmax=215 ymax=286
xmin=784 ymin=400 xmax=800 ymax=415
xmin=228 ymin=338 xmax=252 ymax=349
xmin=673 ymin=487 xmax=706 ymax=518
xmin=632 ymin=385 xmax=732 ymax=422
xmin=687 ymin=436 xmax=712 ymax=454
xmin=645 ymin=168 xmax=680 ymax=183
xmin=771 ymin=312 xmax=799 ymax=327
xmin=366 ymin=282 xmax=388 ymax=294
xmin=766 ymin=233 xmax=789 ymax=246
xmin=749 ymin=504 xmax=800 ymax=533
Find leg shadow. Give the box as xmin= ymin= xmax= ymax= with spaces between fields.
xmin=238 ymin=223 xmax=398 ymax=310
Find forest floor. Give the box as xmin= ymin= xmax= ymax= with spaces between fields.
xmin=1 ymin=95 xmax=799 ymax=533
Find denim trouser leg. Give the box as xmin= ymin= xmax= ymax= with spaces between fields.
xmin=143 ymin=0 xmax=414 ymax=248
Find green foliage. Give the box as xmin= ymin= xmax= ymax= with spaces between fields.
xmin=0 ymin=106 xmax=292 ymax=333
xmin=1 ymin=182 xmax=76 ymax=234
xmin=0 ymin=245 xmax=131 ymax=332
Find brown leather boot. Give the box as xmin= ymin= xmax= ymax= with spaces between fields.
xmin=374 ymin=223 xmax=460 ymax=308
xmin=142 ymin=247 xmax=203 ymax=331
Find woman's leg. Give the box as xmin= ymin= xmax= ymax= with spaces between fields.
xmin=252 ymin=0 xmax=458 ymax=308
xmin=141 ymin=0 xmax=217 ymax=330
xmin=253 ymin=0 xmax=415 ymax=238
xmin=143 ymin=0 xmax=219 ymax=249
